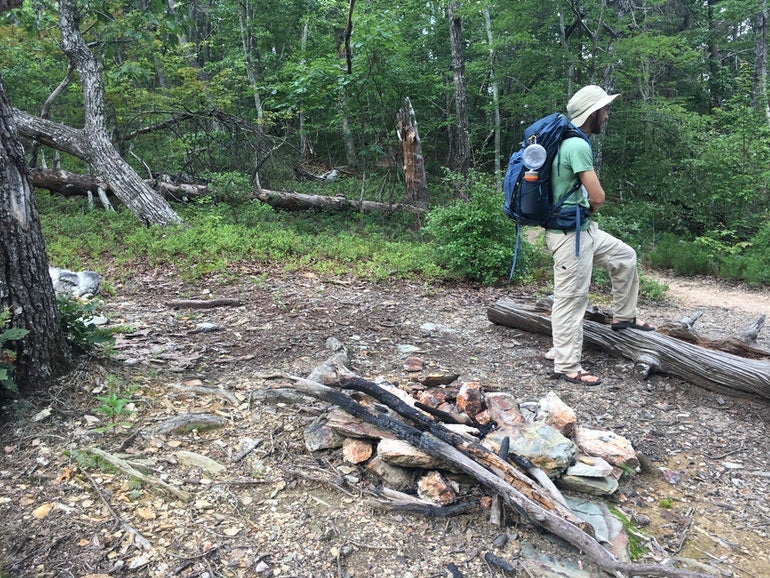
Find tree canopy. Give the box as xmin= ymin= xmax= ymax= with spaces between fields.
xmin=1 ymin=0 xmax=770 ymax=266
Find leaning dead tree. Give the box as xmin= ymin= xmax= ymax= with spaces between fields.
xmin=12 ymin=0 xmax=182 ymax=226
xmin=284 ymin=367 xmax=713 ymax=578
xmin=487 ymin=299 xmax=770 ymax=401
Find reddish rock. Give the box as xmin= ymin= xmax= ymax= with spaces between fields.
xmin=342 ymin=437 xmax=373 ymax=464
xmin=484 ymin=392 xmax=524 ymax=427
xmin=536 ymin=391 xmax=577 ymax=437
xmin=403 ymin=356 xmax=424 ymax=372
xmin=457 ymin=381 xmax=485 ymax=418
xmin=417 ymin=471 xmax=457 ymax=505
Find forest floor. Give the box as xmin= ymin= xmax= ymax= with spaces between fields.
xmin=0 ymin=264 xmax=769 ymax=578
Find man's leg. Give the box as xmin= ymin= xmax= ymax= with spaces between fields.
xmin=546 ymin=230 xmax=594 ymax=376
xmin=590 ymin=223 xmax=639 ymax=322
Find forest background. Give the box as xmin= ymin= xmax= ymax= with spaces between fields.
xmin=3 ymin=0 xmax=770 ymax=291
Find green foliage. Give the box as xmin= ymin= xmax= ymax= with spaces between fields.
xmin=607 ymin=506 xmax=650 ymax=561
xmin=56 ymin=296 xmax=115 ymax=356
xmin=38 ymin=190 xmax=444 ymax=284
xmin=423 ymin=172 xmax=516 ymax=285
xmin=93 ymin=377 xmax=138 ymax=433
xmin=0 ymin=310 xmax=29 ymax=393
xmin=646 ymin=233 xmax=715 ymax=276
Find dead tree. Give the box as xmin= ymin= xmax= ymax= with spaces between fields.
xmin=487 ymin=299 xmax=770 ymax=401
xmin=396 ymin=97 xmax=430 ymax=208
xmin=253 ymin=188 xmax=426 ymax=215
xmin=0 ymin=0 xmax=70 ymax=391
xmin=13 ymin=0 xmax=182 ymax=226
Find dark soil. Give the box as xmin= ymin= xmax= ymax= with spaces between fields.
xmin=1 ymin=266 xmax=768 ymax=578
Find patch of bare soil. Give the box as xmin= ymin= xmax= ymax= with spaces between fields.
xmin=1 ymin=267 xmax=769 ymax=578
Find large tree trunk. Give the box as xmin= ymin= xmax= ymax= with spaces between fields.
xmin=487 ymin=299 xmax=770 ymax=401
xmin=447 ymin=2 xmax=471 ymax=177
xmin=0 ymin=71 xmax=70 ymax=391
xmin=11 ymin=0 xmax=183 ymax=226
xmin=396 ymin=97 xmax=430 ymax=208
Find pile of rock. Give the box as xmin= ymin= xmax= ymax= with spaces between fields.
xmin=303 ymin=376 xmax=639 ymax=506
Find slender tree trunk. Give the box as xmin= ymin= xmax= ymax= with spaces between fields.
xmin=447 ymin=2 xmax=470 ymax=177
xmin=397 ymin=97 xmax=429 ymax=208
xmin=753 ymin=0 xmax=770 ymax=123
xmin=483 ymin=7 xmax=501 ymax=190
xmin=299 ymin=19 xmax=310 ymax=160
xmin=0 ymin=72 xmax=70 ymax=392
xmin=54 ymin=0 xmax=182 ymax=226
xmin=707 ymin=0 xmax=724 ymax=110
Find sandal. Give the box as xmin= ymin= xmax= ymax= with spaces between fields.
xmin=554 ymin=371 xmax=602 ymax=386
xmin=611 ymin=317 xmax=655 ymax=331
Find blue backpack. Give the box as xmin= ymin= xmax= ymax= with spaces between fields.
xmin=503 ymin=113 xmax=591 ymax=278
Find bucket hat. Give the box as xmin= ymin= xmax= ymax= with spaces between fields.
xmin=567 ymin=85 xmax=620 ymax=127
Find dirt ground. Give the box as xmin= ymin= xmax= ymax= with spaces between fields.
xmin=1 ymin=265 xmax=769 ymax=578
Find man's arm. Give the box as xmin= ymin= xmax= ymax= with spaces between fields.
xmin=578 ymin=170 xmax=605 ymax=214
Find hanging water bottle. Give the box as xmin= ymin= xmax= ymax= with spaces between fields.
xmin=519 ymin=141 xmax=547 ymax=217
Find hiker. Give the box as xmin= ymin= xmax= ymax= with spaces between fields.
xmin=547 ymin=85 xmax=653 ymax=386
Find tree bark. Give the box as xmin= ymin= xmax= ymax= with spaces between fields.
xmin=253 ymin=188 xmax=426 ymax=215
xmin=483 ymin=8 xmax=501 ymax=191
xmin=0 ymin=70 xmax=70 ymax=391
xmin=447 ymin=2 xmax=471 ymax=177
xmin=396 ymin=97 xmax=430 ymax=208
xmin=487 ymin=299 xmax=770 ymax=401
xmin=13 ymin=0 xmax=183 ymax=226
xmin=29 ymin=168 xmax=208 ymax=201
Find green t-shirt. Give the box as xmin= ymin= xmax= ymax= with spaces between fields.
xmin=550 ymin=136 xmax=593 ymax=210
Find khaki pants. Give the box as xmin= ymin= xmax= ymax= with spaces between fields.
xmin=545 ymin=221 xmax=639 ymax=374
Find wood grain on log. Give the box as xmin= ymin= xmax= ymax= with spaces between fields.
xmin=487 ymin=299 xmax=770 ymax=401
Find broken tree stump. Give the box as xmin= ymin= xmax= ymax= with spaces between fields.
xmin=487 ymin=299 xmax=770 ymax=401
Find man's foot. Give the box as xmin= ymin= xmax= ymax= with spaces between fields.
xmin=611 ymin=317 xmax=655 ymax=331
xmin=554 ymin=371 xmax=602 ymax=386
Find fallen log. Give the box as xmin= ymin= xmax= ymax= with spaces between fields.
xmin=31 ymin=168 xmax=208 ymax=200
xmin=285 ymin=374 xmax=713 ymax=578
xmin=253 ymin=188 xmax=426 ymax=215
xmin=487 ymin=299 xmax=770 ymax=401
xmin=165 ymin=298 xmax=242 ymax=309
xmin=658 ymin=312 xmax=770 ymax=359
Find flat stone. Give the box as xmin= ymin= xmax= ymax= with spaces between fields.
xmin=377 ymin=438 xmax=445 ymax=469
xmin=565 ymin=497 xmax=629 ymax=560
xmin=574 ymin=427 xmax=639 ymax=470
xmin=557 ymin=474 xmax=619 ymax=496
xmin=366 ymin=456 xmax=418 ymax=492
xmin=175 ymin=450 xmax=226 ymax=475
xmin=484 ymin=423 xmax=577 ymax=478
xmin=566 ymin=454 xmax=615 ymax=478
xmin=303 ymin=420 xmax=344 ymax=452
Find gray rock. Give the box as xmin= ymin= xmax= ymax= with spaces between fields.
xmin=557 ymin=474 xmax=619 ymax=496
xmin=566 ymin=455 xmax=615 ymax=478
xmin=49 ymin=267 xmax=101 ymax=299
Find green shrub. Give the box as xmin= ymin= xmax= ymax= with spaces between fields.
xmin=423 ymin=173 xmax=517 ymax=285
xmin=0 ymin=310 xmax=29 ymax=393
xmin=57 ymin=297 xmax=115 ymax=355
xmin=646 ymin=232 xmax=715 ymax=276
